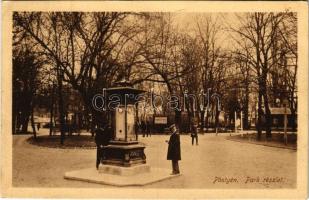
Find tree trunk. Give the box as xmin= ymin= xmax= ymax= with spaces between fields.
xmin=21 ymin=114 xmax=30 ymax=133
xmin=255 ymin=13 xmax=262 ymax=141
xmin=12 ymin=107 xmax=17 ymax=134
xmin=49 ymin=84 xmax=55 ymax=136
xmin=263 ymin=92 xmax=272 ymax=139
xmin=262 ymin=72 xmax=272 ymax=138
xmin=205 ymin=111 xmax=209 ymax=132
xmin=200 ymin=110 xmax=205 ymax=133
xmin=30 ymin=103 xmax=37 ymax=139
xmin=290 ymin=109 xmax=297 ymax=132
xmin=185 ymin=99 xmax=193 ymax=133
xmin=290 ymin=93 xmax=297 ymax=132
xmin=91 ymin=111 xmax=97 ymax=137
xmin=257 ymin=84 xmax=263 ymax=141
xmin=215 ymin=105 xmax=220 ymax=134
xmin=57 ymin=65 xmax=66 ymax=145
xmin=166 ymin=82 xmax=182 ymax=131
xmin=175 ymin=110 xmax=182 ymax=132
xmin=243 ymin=80 xmax=250 ymax=130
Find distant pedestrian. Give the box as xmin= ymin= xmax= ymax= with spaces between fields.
xmin=146 ymin=120 xmax=151 ymax=137
xmin=191 ymin=123 xmax=198 ymax=145
xmin=166 ymin=124 xmax=181 ymax=175
xmin=94 ymin=124 xmax=112 ymax=169
xmin=37 ymin=123 xmax=41 ymax=131
xmin=135 ymin=121 xmax=140 ymax=140
xmin=141 ymin=120 xmax=146 ymax=137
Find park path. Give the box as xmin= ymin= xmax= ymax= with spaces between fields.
xmin=13 ymin=130 xmax=296 ymax=188
xmin=141 ymin=133 xmax=296 ymax=188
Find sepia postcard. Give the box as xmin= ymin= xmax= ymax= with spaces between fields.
xmin=1 ymin=1 xmax=308 ymax=199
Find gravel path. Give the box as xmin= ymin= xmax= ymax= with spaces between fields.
xmin=13 ymin=131 xmax=296 ymax=188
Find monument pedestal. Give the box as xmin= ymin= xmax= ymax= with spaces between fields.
xmin=98 ymin=164 xmax=150 ymax=176
xmin=64 ymin=141 xmax=182 ymax=186
xmin=64 ymin=166 xmax=181 ymax=186
xmin=102 ymin=141 xmax=146 ymax=167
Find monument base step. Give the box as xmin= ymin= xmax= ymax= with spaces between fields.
xmin=98 ymin=164 xmax=150 ymax=176
xmin=64 ymin=167 xmax=181 ymax=186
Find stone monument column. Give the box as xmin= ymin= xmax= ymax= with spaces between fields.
xmin=64 ymin=79 xmax=181 ymax=186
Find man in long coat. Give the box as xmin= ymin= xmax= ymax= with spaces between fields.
xmin=191 ymin=123 xmax=199 ymax=145
xmin=166 ymin=124 xmax=181 ymax=174
xmin=95 ymin=124 xmax=112 ymax=169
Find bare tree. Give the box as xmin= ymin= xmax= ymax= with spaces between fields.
xmin=230 ymin=12 xmax=297 ymax=139
xmin=13 ymin=12 xmax=145 ymax=140
xmin=194 ymin=15 xmax=226 ymax=132
xmin=135 ymin=13 xmax=194 ymax=128
xmin=12 ymin=38 xmax=46 ymax=138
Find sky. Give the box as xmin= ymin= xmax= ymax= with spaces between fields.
xmin=169 ymin=12 xmax=242 ymax=51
